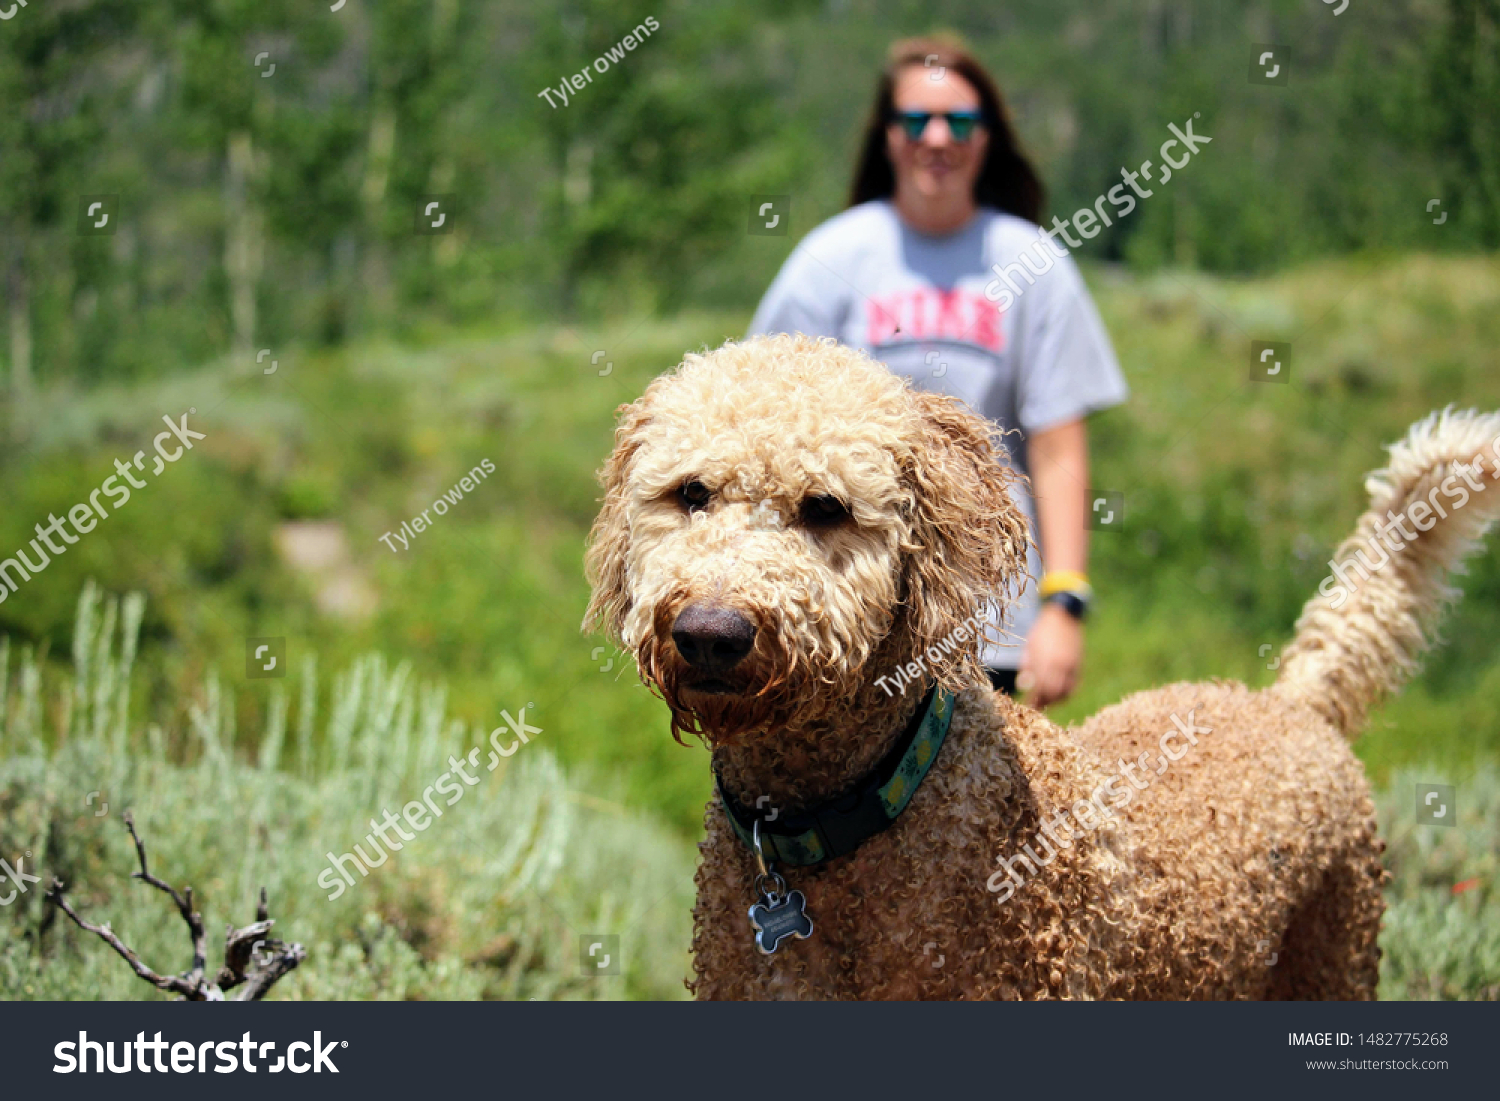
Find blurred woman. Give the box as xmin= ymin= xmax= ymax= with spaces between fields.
xmin=749 ymin=35 xmax=1126 ymax=707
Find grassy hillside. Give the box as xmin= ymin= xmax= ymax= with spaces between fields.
xmin=4 ymin=254 xmax=1498 ymax=826
xmin=1 ymin=253 xmax=1497 ymax=998
xmin=1060 ymin=255 xmax=1500 ymax=788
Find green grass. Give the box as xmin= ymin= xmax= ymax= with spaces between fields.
xmin=4 ymin=256 xmax=1498 ymax=835
xmin=1049 ymin=255 xmax=1500 ymax=789
xmin=1 ymin=253 xmax=1498 ymax=998
xmin=1376 ymin=766 xmax=1500 ymax=999
xmin=1 ymin=583 xmax=1494 ymax=999
xmin=1 ymin=584 xmax=693 ymax=1000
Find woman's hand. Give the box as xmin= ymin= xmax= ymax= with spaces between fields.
xmin=1022 ymin=418 xmax=1090 ymax=709
xmin=1018 ymin=602 xmax=1082 ymax=709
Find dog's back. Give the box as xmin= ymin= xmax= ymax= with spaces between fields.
xmin=1072 ymin=682 xmax=1382 ymax=997
xmin=1073 ymin=408 xmax=1500 ymax=997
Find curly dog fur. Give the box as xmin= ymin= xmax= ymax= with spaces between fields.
xmin=583 ymin=333 xmax=1500 ymax=999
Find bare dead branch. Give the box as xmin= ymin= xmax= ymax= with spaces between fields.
xmin=220 ymin=918 xmax=273 ymax=988
xmin=123 ymin=809 xmax=207 ymax=990
xmin=121 ymin=810 xmax=184 ymax=911
xmin=47 ymin=877 xmax=198 ymax=998
xmin=235 ymin=939 xmax=308 ymax=1001
xmin=217 ymin=898 xmax=307 ymax=998
xmin=47 ymin=812 xmax=306 ymax=1001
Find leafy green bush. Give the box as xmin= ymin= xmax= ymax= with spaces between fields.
xmin=1376 ymin=767 xmax=1500 ymax=1000
xmin=0 ymin=583 xmax=693 ymax=1000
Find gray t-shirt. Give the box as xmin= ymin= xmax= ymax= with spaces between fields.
xmin=747 ymin=200 xmax=1127 ymax=669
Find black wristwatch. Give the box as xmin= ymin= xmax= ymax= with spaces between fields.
xmin=1043 ymin=590 xmax=1090 ymax=621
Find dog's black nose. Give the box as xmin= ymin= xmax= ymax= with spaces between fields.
xmin=672 ymin=603 xmax=756 ymax=673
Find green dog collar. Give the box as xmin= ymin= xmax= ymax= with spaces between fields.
xmin=716 ymin=684 xmax=957 ymax=868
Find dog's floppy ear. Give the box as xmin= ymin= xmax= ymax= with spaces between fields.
xmin=900 ymin=388 xmax=1032 ymax=688
xmin=582 ymin=396 xmax=653 ymax=643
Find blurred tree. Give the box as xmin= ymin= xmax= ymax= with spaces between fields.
xmin=0 ymin=0 xmax=136 ymax=431
xmin=0 ymin=0 xmax=1496 ymax=383
xmin=529 ymin=0 xmax=818 ymax=316
xmin=160 ymin=0 xmax=342 ymax=358
xmin=1426 ymin=0 xmax=1500 ymax=245
xmin=362 ymin=0 xmax=478 ymax=320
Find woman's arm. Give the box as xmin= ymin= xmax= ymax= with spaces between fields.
xmin=1020 ymin=417 xmax=1089 ymax=707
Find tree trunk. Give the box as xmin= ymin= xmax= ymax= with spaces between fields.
xmin=224 ymin=130 xmax=263 ymax=360
xmin=359 ymin=105 xmax=396 ymax=329
xmin=6 ymin=246 xmax=32 ymax=435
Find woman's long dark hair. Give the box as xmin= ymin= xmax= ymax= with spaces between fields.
xmin=848 ymin=35 xmax=1044 ymax=225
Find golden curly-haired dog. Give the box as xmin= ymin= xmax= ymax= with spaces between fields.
xmin=583 ymin=333 xmax=1500 ymax=999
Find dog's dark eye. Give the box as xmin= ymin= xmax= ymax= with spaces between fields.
xmin=800 ymin=494 xmax=849 ymax=527
xmin=678 ymin=480 xmax=712 ymax=512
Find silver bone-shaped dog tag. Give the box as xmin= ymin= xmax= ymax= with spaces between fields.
xmin=747 ymin=819 xmax=813 ymax=954
xmin=748 ymin=881 xmax=813 ymax=955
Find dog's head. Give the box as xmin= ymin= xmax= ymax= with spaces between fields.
xmin=583 ymin=334 xmax=1029 ymax=744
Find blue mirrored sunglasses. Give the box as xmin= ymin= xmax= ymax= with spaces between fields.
xmin=889 ymin=109 xmax=986 ymax=142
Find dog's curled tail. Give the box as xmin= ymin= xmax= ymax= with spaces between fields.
xmin=1274 ymin=407 xmax=1500 ymax=738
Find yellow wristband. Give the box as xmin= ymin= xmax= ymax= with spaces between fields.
xmin=1039 ymin=570 xmax=1091 ymax=598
